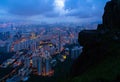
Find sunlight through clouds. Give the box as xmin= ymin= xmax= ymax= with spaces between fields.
xmin=54 ymin=0 xmax=69 ymax=15
xmin=0 ymin=0 xmax=109 ymax=23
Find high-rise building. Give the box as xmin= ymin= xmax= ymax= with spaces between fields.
xmin=32 ymin=56 xmax=38 ymax=68
xmin=71 ymin=46 xmax=83 ymax=59
xmin=43 ymin=51 xmax=52 ymax=76
xmin=37 ymin=56 xmax=42 ymax=75
xmin=0 ymin=41 xmax=12 ymax=53
xmin=32 ymin=52 xmax=42 ymax=75
xmin=45 ymin=58 xmax=51 ymax=75
xmin=24 ymin=58 xmax=30 ymax=68
xmin=32 ymin=50 xmax=52 ymax=76
xmin=0 ymin=32 xmax=10 ymax=41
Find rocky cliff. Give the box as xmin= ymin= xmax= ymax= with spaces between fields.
xmin=71 ymin=0 xmax=120 ymax=81
xmin=98 ymin=0 xmax=120 ymax=30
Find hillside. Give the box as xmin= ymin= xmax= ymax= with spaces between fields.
xmin=69 ymin=0 xmax=120 ymax=82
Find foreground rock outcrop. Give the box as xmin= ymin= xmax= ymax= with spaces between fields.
xmin=98 ymin=0 xmax=120 ymax=30
xmin=103 ymin=0 xmax=120 ymax=30
xmin=71 ymin=0 xmax=120 ymax=81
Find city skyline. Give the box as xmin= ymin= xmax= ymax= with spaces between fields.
xmin=0 ymin=25 xmax=83 ymax=82
xmin=0 ymin=0 xmax=109 ymax=24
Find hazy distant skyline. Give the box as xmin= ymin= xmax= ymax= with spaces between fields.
xmin=0 ymin=0 xmax=109 ymax=24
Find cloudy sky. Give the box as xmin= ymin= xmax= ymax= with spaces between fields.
xmin=0 ymin=0 xmax=109 ymax=24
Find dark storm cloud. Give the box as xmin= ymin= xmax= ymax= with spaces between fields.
xmin=0 ymin=0 xmax=110 ymax=23
xmin=0 ymin=0 xmax=54 ymax=16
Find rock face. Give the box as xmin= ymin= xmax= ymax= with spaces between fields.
xmin=71 ymin=30 xmax=109 ymax=77
xmin=71 ymin=0 xmax=120 ymax=77
xmin=98 ymin=0 xmax=120 ymax=30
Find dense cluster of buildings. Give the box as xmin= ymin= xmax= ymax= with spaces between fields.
xmin=0 ymin=24 xmax=83 ymax=82
xmin=31 ymin=50 xmax=53 ymax=76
